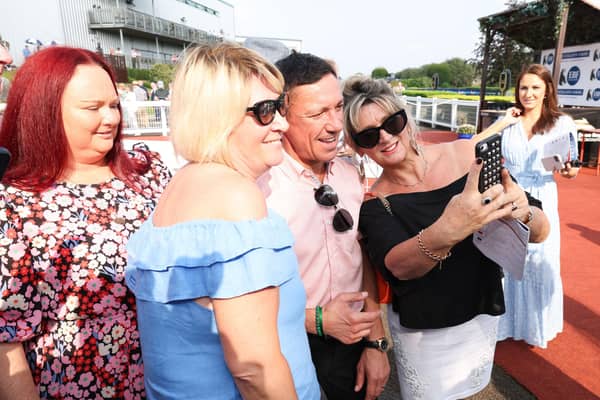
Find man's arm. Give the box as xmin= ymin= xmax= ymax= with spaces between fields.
xmin=354 ymin=245 xmax=390 ymax=400
xmin=305 ymin=291 xmax=380 ymax=343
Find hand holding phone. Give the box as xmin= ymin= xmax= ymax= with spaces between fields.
xmin=541 ymin=154 xmax=565 ymax=172
xmin=475 ymin=134 xmax=502 ymax=193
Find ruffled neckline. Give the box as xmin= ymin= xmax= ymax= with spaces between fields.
xmin=127 ymin=210 xmax=295 ymax=270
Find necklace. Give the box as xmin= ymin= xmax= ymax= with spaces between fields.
xmin=390 ymin=155 xmax=428 ymax=187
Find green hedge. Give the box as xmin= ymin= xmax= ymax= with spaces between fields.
xmin=127 ymin=68 xmax=153 ymax=82
xmin=402 ymin=89 xmax=513 ymax=103
xmin=127 ymin=64 xmax=175 ymax=87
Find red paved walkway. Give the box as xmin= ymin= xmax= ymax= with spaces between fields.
xmin=495 ymin=168 xmax=600 ymax=400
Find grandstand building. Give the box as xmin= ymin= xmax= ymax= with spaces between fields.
xmin=0 ymin=0 xmax=234 ymax=68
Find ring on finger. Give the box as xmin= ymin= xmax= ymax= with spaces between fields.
xmin=511 ymin=201 xmax=518 ymax=211
xmin=482 ymin=196 xmax=492 ymax=206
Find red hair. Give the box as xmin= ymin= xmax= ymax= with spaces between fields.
xmin=514 ymin=64 xmax=562 ymax=135
xmin=0 ymin=46 xmax=151 ymax=191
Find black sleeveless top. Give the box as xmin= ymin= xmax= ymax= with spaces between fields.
xmin=359 ymin=175 xmax=505 ymax=329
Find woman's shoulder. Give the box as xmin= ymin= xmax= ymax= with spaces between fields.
xmin=128 ymin=208 xmax=294 ymax=274
xmin=214 ymin=170 xmax=267 ymax=218
xmin=166 ymin=163 xmax=267 ymax=222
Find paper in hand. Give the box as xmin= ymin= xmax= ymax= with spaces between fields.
xmin=473 ymin=219 xmax=530 ymax=280
xmin=543 ymin=133 xmax=570 ymax=162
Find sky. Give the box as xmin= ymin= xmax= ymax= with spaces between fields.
xmin=227 ymin=0 xmax=511 ymax=78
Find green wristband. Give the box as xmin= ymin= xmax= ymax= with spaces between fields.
xmin=315 ymin=305 xmax=324 ymax=337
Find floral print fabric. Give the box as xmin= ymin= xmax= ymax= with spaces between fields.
xmin=0 ymin=152 xmax=170 ymax=399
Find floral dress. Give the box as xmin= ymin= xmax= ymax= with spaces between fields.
xmin=0 ymin=151 xmax=170 ymax=399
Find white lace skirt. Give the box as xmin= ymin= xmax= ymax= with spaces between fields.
xmin=387 ymin=305 xmax=499 ymax=400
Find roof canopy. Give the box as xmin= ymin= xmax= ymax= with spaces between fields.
xmin=478 ymin=0 xmax=600 ymax=50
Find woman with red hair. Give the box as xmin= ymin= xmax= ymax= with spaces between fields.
xmin=0 ymin=47 xmax=170 ymax=399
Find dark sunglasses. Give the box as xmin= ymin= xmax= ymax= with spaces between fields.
xmin=351 ymin=109 xmax=408 ymax=149
xmin=246 ymin=93 xmax=288 ymax=126
xmin=314 ymin=184 xmax=354 ymax=232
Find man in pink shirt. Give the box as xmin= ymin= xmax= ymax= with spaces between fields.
xmin=258 ymin=52 xmax=390 ymax=400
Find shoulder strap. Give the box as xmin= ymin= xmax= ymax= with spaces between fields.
xmin=365 ymin=191 xmax=394 ymax=216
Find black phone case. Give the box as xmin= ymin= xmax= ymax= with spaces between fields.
xmin=475 ymin=134 xmax=502 ymax=193
xmin=0 ymin=147 xmax=11 ymax=180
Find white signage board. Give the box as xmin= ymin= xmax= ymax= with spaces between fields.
xmin=540 ymin=43 xmax=600 ymax=106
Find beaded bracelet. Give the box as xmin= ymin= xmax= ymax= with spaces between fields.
xmin=315 ymin=305 xmax=324 ymax=337
xmin=417 ymin=229 xmax=451 ymax=268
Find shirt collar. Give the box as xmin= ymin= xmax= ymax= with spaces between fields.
xmin=280 ymin=152 xmax=336 ymax=183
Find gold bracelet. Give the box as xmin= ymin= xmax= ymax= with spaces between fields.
xmin=417 ymin=229 xmax=451 ymax=267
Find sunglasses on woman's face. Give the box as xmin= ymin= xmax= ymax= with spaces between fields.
xmin=351 ymin=109 xmax=408 ymax=149
xmin=314 ymin=184 xmax=354 ymax=232
xmin=246 ymin=93 xmax=288 ymax=126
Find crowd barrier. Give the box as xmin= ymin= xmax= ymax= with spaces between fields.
xmin=121 ymin=97 xmax=481 ymax=137
xmin=401 ymin=96 xmax=480 ymax=131
xmin=121 ymin=100 xmax=170 ymax=136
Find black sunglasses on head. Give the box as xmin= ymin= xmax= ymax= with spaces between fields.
xmin=314 ymin=184 xmax=354 ymax=232
xmin=351 ymin=109 xmax=408 ymax=149
xmin=246 ymin=93 xmax=288 ymax=126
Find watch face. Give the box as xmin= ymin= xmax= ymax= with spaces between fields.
xmin=379 ymin=338 xmax=389 ymax=351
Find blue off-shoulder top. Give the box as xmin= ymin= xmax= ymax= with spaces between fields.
xmin=126 ymin=211 xmax=320 ymax=400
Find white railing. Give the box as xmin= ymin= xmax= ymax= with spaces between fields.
xmin=122 ymin=97 xmax=482 ymax=136
xmin=401 ymin=96 xmax=480 ymax=131
xmin=121 ymin=101 xmax=170 ymax=136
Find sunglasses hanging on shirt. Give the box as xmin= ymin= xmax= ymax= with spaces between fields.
xmin=313 ymin=184 xmax=354 ymax=232
xmin=351 ymin=109 xmax=408 ymax=149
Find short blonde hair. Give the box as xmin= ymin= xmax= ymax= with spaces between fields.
xmin=170 ymin=41 xmax=284 ymax=164
xmin=342 ymin=74 xmax=421 ymax=155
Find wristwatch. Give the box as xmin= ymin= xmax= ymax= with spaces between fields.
xmin=363 ymin=337 xmax=390 ymax=353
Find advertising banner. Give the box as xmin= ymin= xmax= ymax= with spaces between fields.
xmin=540 ymin=42 xmax=600 ymax=107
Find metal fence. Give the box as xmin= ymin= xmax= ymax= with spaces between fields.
xmin=88 ymin=7 xmax=221 ymax=44
xmin=121 ymin=101 xmax=170 ymax=136
xmin=122 ymin=97 xmax=481 ymax=137
xmin=402 ymin=96 xmax=480 ymax=130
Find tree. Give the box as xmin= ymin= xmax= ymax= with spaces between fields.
xmin=472 ymin=0 xmax=536 ymax=86
xmin=371 ymin=67 xmax=389 ymax=79
xmin=424 ymin=64 xmax=451 ymax=87
xmin=472 ymin=31 xmax=534 ymax=86
xmin=395 ymin=68 xmax=422 ymax=79
xmin=445 ymin=58 xmax=476 ymax=87
xmin=400 ymin=77 xmax=432 ymax=88
xmin=149 ymin=63 xmax=176 ymax=85
xmin=394 ymin=58 xmax=476 ymax=88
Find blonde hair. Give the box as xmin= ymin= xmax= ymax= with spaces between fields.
xmin=342 ymin=74 xmax=421 ymax=155
xmin=169 ymin=42 xmax=284 ymax=164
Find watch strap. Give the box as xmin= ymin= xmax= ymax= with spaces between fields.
xmin=363 ymin=337 xmax=389 ymax=352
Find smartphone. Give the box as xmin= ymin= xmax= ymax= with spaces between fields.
xmin=0 ymin=147 xmax=10 ymax=180
xmin=475 ymin=134 xmax=502 ymax=193
xmin=541 ymin=154 xmax=565 ymax=171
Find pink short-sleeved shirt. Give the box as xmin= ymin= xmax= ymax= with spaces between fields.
xmin=258 ymin=153 xmax=364 ymax=308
